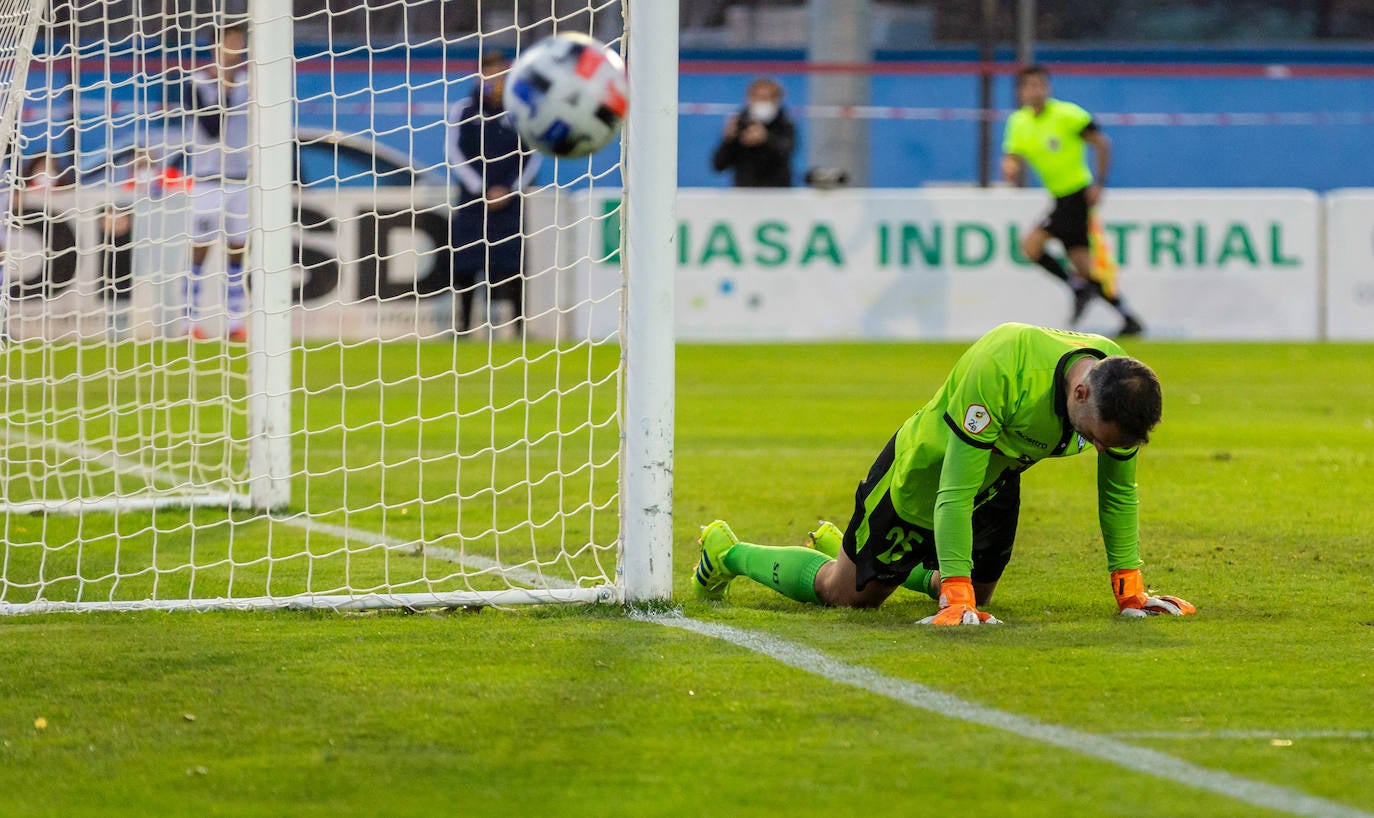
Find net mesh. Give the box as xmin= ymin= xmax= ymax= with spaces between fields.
xmin=0 ymin=0 xmax=628 ymax=612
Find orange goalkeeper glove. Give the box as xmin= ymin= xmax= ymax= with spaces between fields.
xmin=918 ymin=576 xmax=1003 ymax=626
xmin=1111 ymin=568 xmax=1196 ymax=618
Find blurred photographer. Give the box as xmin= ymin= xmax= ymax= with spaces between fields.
xmin=447 ymin=49 xmax=540 ymax=337
xmin=711 ymin=77 xmax=795 ymax=188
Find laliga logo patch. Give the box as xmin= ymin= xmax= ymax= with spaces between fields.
xmin=964 ymin=404 xmax=991 ymax=434
xmin=1077 ymin=433 xmax=1088 ymax=451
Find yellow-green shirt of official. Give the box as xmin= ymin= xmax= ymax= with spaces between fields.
xmin=1002 ymin=98 xmax=1096 ymax=198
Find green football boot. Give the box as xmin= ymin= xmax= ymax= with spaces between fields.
xmin=692 ymin=520 xmax=740 ymax=600
xmin=805 ymin=520 xmax=843 ymax=559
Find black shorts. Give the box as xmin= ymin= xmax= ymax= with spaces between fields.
xmin=841 ymin=435 xmax=1021 ymax=591
xmin=1040 ymin=187 xmax=1091 ymax=251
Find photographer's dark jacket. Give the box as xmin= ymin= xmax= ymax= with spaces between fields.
xmin=711 ymin=107 xmax=795 ymax=188
xmin=447 ymin=85 xmax=540 ymax=278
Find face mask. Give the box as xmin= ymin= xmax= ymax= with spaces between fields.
xmin=748 ymin=101 xmax=779 ymax=123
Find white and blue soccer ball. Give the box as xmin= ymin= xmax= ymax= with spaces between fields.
xmin=505 ymin=33 xmax=628 ymax=159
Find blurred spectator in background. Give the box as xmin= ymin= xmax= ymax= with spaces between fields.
xmin=447 ymin=50 xmax=541 ymax=338
xmin=122 ymin=146 xmax=185 ymax=194
xmin=21 ymin=152 xmax=75 ymax=191
xmin=11 ymin=152 xmax=76 ymax=318
xmin=98 ymin=147 xmax=170 ymax=338
xmin=711 ymin=77 xmax=795 ymax=187
xmin=185 ymin=22 xmax=251 ymax=342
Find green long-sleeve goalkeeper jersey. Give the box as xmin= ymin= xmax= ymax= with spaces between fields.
xmin=889 ymin=323 xmax=1144 ymax=579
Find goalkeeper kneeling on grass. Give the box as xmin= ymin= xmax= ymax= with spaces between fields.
xmin=691 ymin=322 xmax=1195 ymax=626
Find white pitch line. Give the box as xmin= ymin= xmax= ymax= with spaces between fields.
xmin=20 ymin=434 xmax=1365 ymax=812
xmin=5 ymin=427 xmax=582 ymax=593
xmin=636 ymin=611 xmax=1373 ymax=818
xmin=1110 ymin=730 xmax=1374 ymax=741
xmin=3 ymin=424 xmax=186 ymax=489
xmin=273 ymin=513 xmax=578 ymax=591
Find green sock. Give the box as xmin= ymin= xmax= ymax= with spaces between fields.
xmin=722 ymin=542 xmax=827 ymax=604
xmin=805 ymin=529 xmax=932 ymax=598
xmin=809 ymin=533 xmax=840 ymax=558
xmin=902 ymin=565 xmax=938 ymax=600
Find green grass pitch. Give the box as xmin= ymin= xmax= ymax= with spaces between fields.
xmin=2 ymin=339 xmax=1372 ymax=816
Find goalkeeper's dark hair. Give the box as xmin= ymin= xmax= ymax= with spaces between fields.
xmin=1087 ymin=356 xmax=1162 ymax=445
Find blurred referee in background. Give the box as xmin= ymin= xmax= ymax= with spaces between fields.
xmin=1002 ymin=65 xmax=1145 ymax=337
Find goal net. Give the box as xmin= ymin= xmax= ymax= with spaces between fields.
xmin=0 ymin=0 xmax=676 ymax=613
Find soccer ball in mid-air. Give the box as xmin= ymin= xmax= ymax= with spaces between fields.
xmin=505 ymin=33 xmax=628 ymax=158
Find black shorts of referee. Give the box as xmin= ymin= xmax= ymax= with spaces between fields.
xmin=1040 ymin=186 xmax=1091 ymax=251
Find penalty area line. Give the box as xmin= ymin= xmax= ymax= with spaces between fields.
xmin=636 ymin=611 xmax=1372 ymax=818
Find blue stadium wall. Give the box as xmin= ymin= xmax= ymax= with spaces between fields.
xmin=44 ymin=45 xmax=1374 ymax=192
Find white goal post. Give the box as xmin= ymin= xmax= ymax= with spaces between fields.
xmin=0 ymin=0 xmax=675 ymax=613
xmin=0 ymin=0 xmax=44 ymax=171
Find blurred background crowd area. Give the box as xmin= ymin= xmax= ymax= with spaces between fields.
xmin=19 ymin=0 xmax=1374 ymax=193
xmin=44 ymin=0 xmax=1374 ymax=47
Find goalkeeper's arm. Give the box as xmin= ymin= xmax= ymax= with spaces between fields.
xmin=921 ymin=437 xmax=1002 ymax=626
xmin=1099 ymin=451 xmax=1195 ymax=617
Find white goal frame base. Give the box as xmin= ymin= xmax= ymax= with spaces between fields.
xmin=0 ymin=586 xmax=618 ymax=616
xmin=1 ymin=493 xmax=252 ymax=515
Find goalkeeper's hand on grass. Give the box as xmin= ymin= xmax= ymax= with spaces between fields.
xmin=918 ymin=576 xmax=1003 ymax=626
xmin=1111 ymin=568 xmax=1196 ymax=618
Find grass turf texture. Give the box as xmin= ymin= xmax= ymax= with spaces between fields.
xmin=2 ymin=340 xmax=1372 ymax=815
